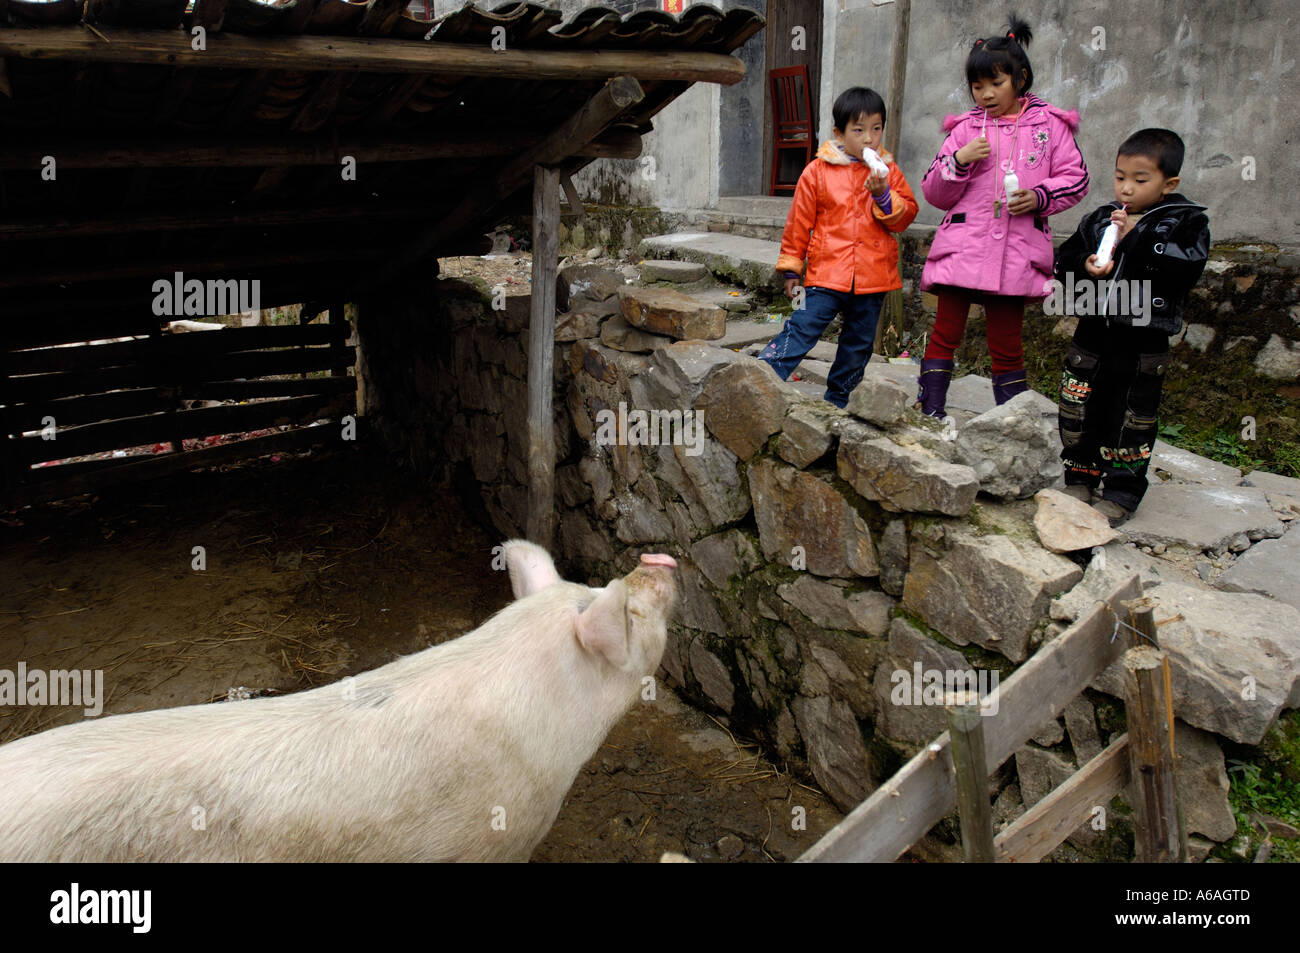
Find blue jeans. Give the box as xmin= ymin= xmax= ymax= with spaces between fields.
xmin=758 ymin=288 xmax=884 ymax=408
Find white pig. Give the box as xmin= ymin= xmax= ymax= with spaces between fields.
xmin=0 ymin=540 xmax=677 ymax=862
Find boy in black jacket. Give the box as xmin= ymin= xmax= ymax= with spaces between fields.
xmin=1054 ymin=128 xmax=1210 ymax=526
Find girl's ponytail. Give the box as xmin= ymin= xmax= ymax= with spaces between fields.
xmin=1006 ymin=13 xmax=1032 ymax=50
xmin=965 ymin=12 xmax=1035 ymax=97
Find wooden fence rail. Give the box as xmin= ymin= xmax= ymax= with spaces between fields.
xmin=799 ymin=574 xmax=1143 ymax=863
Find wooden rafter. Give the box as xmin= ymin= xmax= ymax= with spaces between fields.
xmin=0 ymin=128 xmax=642 ymax=171
xmin=0 ymin=27 xmax=747 ymax=85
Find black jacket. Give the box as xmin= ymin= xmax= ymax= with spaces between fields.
xmin=1054 ymin=193 xmax=1210 ymax=333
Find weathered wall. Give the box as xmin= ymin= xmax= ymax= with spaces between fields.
xmin=356 ymin=273 xmax=1299 ymax=859
xmin=829 ymin=0 xmax=1297 ymax=243
xmin=494 ymin=0 xmax=1295 ymax=244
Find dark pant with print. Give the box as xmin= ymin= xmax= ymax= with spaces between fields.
xmin=1058 ymin=319 xmax=1171 ymax=512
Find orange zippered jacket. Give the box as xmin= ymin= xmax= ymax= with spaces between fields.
xmin=775 ymin=139 xmax=919 ymax=293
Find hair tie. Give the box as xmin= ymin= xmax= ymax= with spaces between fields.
xmin=975 ymin=38 xmax=984 ymax=46
xmin=1007 ymin=31 xmax=1015 ymax=38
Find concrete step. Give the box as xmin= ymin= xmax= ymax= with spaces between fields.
xmin=717 ymin=196 xmax=793 ymax=218
xmin=639 ymin=232 xmax=783 ymax=294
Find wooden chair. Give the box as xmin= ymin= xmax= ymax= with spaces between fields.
xmin=769 ymin=65 xmax=813 ymax=195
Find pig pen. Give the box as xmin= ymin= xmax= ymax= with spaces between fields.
xmin=0 ymin=448 xmax=841 ymax=862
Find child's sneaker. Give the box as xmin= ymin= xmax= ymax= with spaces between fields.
xmin=1061 ymin=485 xmax=1093 ymax=503
xmin=1092 ymin=499 xmax=1134 ymax=527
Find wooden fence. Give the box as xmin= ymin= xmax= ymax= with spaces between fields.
xmin=799 ymin=574 xmax=1187 ymax=863
xmin=2 ymin=315 xmax=356 ymax=507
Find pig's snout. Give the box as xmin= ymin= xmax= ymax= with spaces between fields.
xmin=639 ymin=553 xmax=677 ymax=570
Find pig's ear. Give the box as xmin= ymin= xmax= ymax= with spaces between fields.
xmin=503 ymin=539 xmax=562 ymax=599
xmin=574 ymin=580 xmax=630 ymax=669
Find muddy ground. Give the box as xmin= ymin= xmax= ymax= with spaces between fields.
xmin=0 ymin=447 xmax=841 ymax=862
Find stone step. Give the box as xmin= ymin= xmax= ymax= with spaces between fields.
xmin=716 ymin=195 xmax=793 ymax=218
xmin=688 ymin=286 xmax=755 ymax=314
xmin=715 ymin=318 xmax=781 ymax=350
xmin=793 ymin=358 xmax=832 ymax=386
xmin=640 ymin=259 xmax=709 ymax=283
xmin=639 ymin=232 xmax=784 ymax=294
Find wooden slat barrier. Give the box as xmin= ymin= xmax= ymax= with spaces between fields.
xmin=6 ymin=344 xmax=354 ymax=405
xmin=6 ymin=323 xmax=345 ymax=376
xmin=1 ymin=377 xmax=356 ymax=433
xmin=7 ymin=425 xmax=352 ymax=509
xmin=994 ymin=734 xmax=1131 ymax=863
xmin=14 ymin=394 xmax=351 ymax=466
xmin=3 ymin=319 xmax=357 ymax=503
xmin=798 ymin=574 xmax=1143 ymax=863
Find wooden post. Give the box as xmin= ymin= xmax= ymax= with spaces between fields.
xmin=1120 ymin=600 xmax=1185 ymax=862
xmin=875 ymin=0 xmax=911 ymax=357
xmin=526 ymin=164 xmax=560 ymax=548
xmin=946 ymin=690 xmax=995 ymax=862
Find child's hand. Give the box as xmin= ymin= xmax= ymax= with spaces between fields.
xmin=955 ymin=136 xmax=990 ymax=164
xmin=865 ymin=169 xmax=889 ymax=197
xmin=1110 ymin=207 xmax=1132 ymax=240
xmin=1007 ymin=189 xmax=1039 ymax=216
xmin=784 ymin=278 xmax=801 ymax=299
xmin=1084 ymin=254 xmax=1114 ymax=278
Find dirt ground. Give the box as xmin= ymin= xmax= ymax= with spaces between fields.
xmin=0 ymin=448 xmax=841 ymax=862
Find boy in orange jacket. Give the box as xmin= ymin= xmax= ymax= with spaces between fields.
xmin=760 ymin=86 xmax=919 ymax=407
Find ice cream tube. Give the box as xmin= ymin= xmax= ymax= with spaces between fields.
xmin=861 ymin=146 xmax=889 ymax=178
xmin=1094 ymin=203 xmax=1128 ymax=267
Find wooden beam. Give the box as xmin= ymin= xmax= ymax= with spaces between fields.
xmin=874 ymin=0 xmax=911 ymax=358
xmin=947 ymin=694 xmax=995 ymax=862
xmin=0 ymin=128 xmax=643 ymax=172
xmin=1121 ymin=600 xmax=1185 ymax=863
xmin=0 ymin=248 xmax=373 ymax=289
xmin=525 ymin=164 xmax=559 ymax=547
xmin=559 ymin=172 xmax=585 ymax=219
xmin=995 ymin=735 xmax=1131 ymax=863
xmin=376 ymin=75 xmax=643 ymax=283
xmin=0 ymin=27 xmax=748 ymax=85
xmin=798 ymin=575 xmax=1143 ymax=863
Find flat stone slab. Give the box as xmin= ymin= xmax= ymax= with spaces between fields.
xmin=1120 ymin=483 xmax=1285 ymax=551
xmin=1090 ymin=582 xmax=1300 ymax=744
xmin=687 ymin=286 xmax=755 ymax=313
xmin=716 ymin=318 xmax=782 ymax=350
xmin=640 ymin=259 xmax=709 ymax=282
xmin=948 ymin=374 xmax=996 ymax=417
xmin=793 ymin=358 xmax=832 ymax=386
xmin=1151 ymin=440 xmax=1243 ymax=486
xmin=618 ymin=285 xmax=725 ymax=341
xmin=1216 ymin=530 xmax=1300 ymax=610
xmin=640 ymin=232 xmax=784 ymax=293
xmin=1240 ymin=468 xmax=1300 ymax=514
xmin=788 ymin=378 xmax=825 ymax=400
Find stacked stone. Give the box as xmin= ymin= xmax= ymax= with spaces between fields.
xmin=361 ymin=271 xmax=1300 ymax=862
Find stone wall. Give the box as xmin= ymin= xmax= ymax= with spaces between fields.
xmin=357 ymin=272 xmax=1300 ymax=861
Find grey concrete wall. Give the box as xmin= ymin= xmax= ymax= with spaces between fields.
xmin=718 ymin=0 xmax=767 ymax=197
xmin=830 ymin=0 xmax=1297 ymax=242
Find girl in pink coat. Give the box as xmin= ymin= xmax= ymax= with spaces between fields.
xmin=917 ymin=16 xmax=1088 ymax=417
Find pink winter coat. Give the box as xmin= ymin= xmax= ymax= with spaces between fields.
xmin=920 ymin=94 xmax=1088 ymax=299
